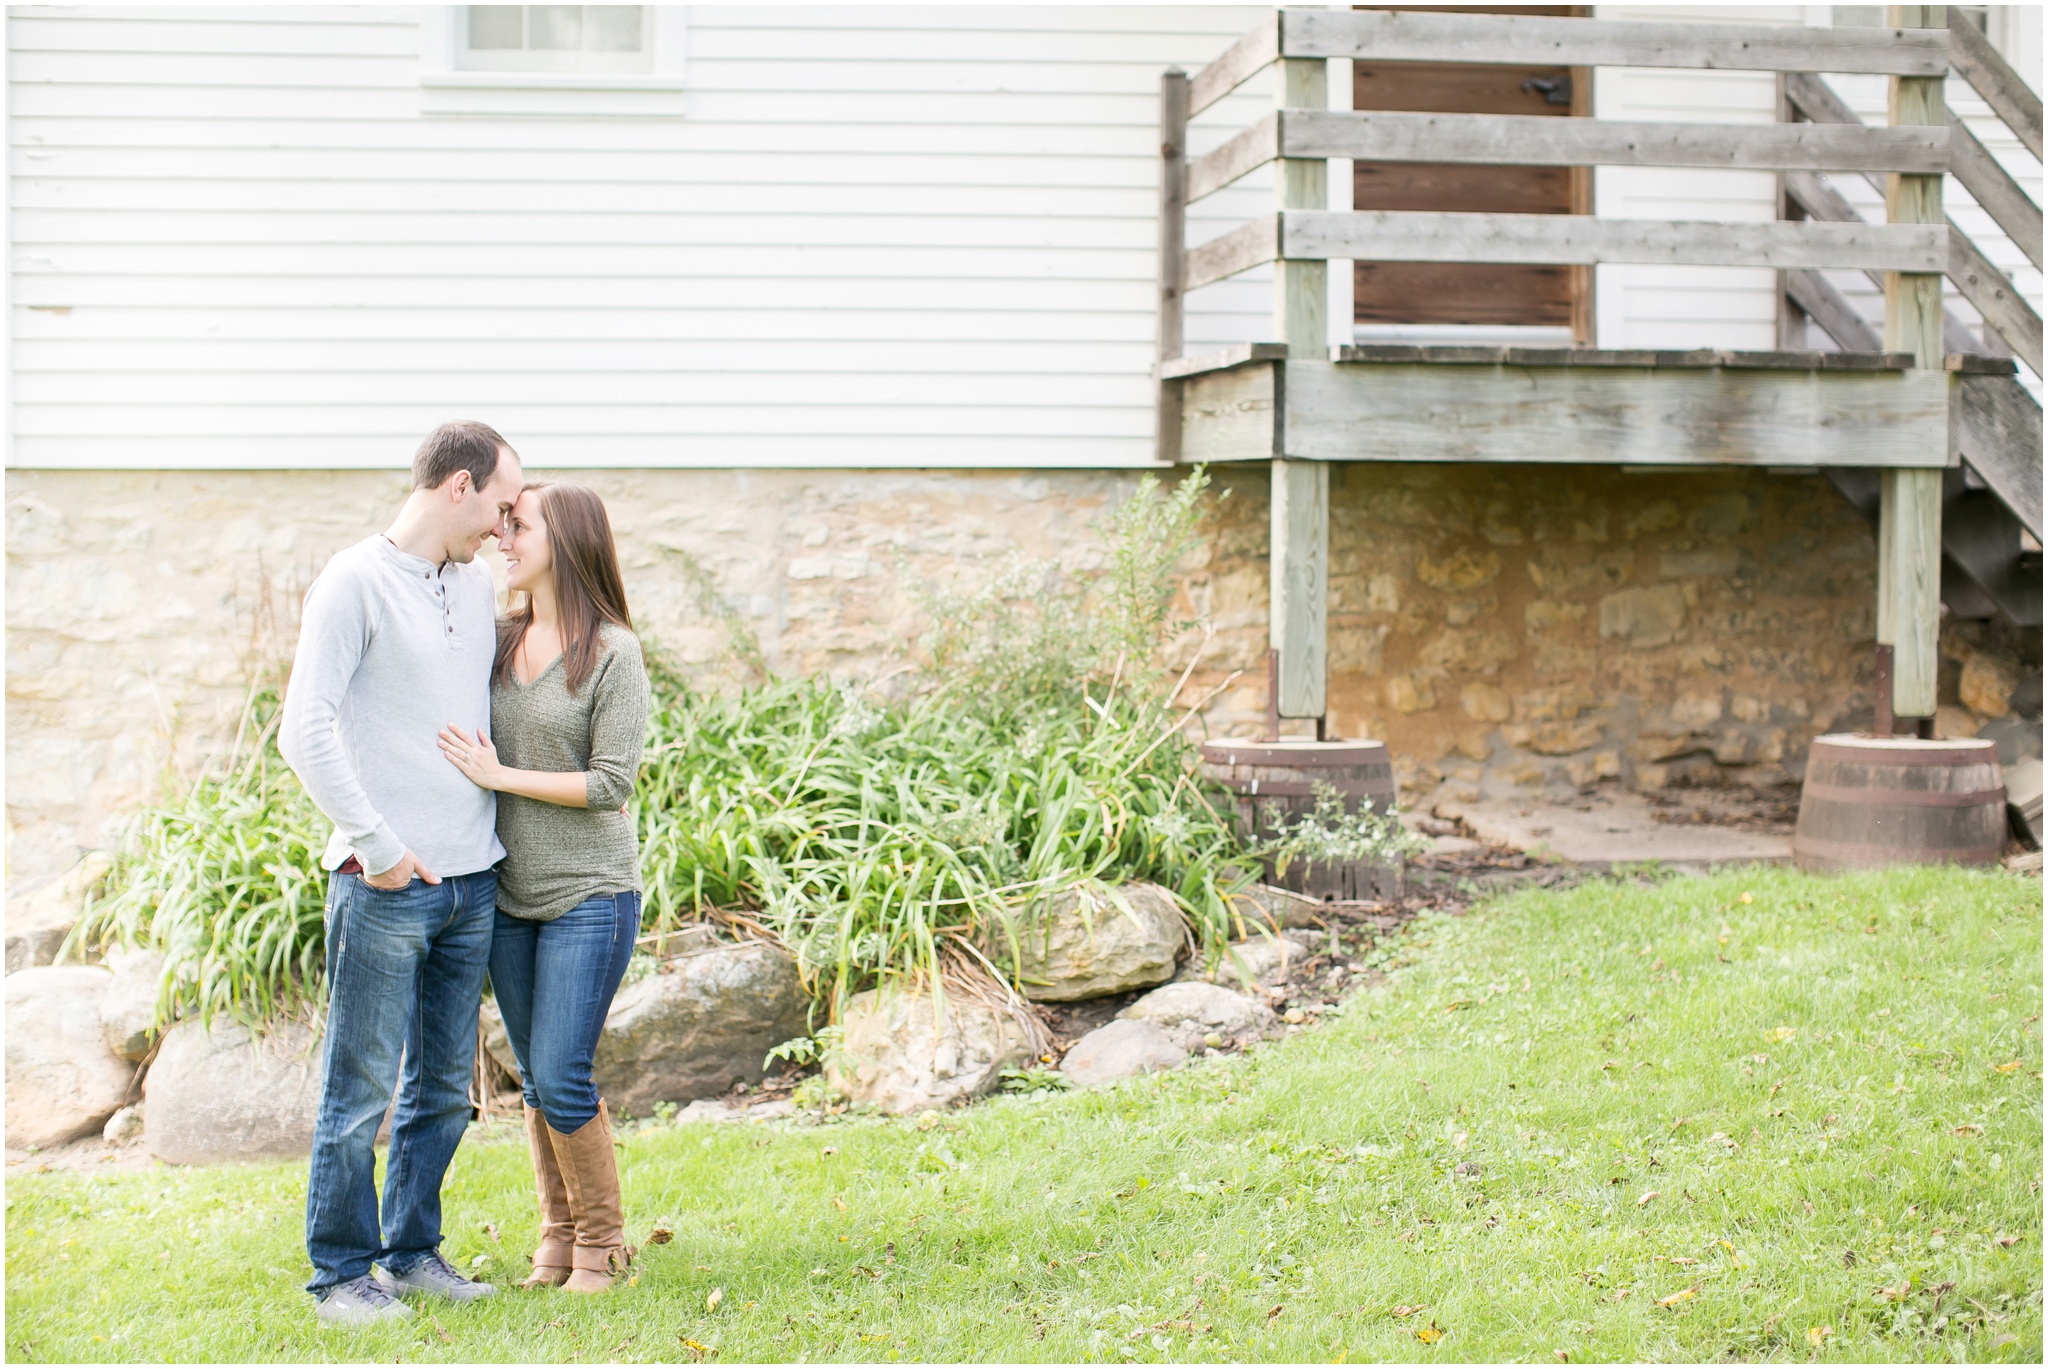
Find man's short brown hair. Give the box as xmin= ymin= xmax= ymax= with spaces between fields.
xmin=412 ymin=421 xmax=513 ymax=492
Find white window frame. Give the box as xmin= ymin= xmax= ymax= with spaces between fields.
xmin=420 ymin=6 xmax=687 ymax=115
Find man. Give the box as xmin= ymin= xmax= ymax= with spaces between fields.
xmin=280 ymin=421 xmax=522 ymax=1326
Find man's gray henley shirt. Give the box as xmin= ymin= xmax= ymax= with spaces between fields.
xmin=279 ymin=534 xmax=505 ymax=878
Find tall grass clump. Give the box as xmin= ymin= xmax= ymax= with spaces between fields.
xmin=636 ymin=469 xmax=1257 ymax=1004
xmin=70 ymin=685 xmax=329 ymax=1027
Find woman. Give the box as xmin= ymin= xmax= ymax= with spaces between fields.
xmin=438 ymin=481 xmax=649 ymax=1295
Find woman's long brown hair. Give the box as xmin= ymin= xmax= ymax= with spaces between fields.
xmin=494 ymin=482 xmax=634 ymax=695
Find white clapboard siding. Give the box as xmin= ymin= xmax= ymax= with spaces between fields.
xmin=1592 ymin=5 xmax=1799 ymax=352
xmin=8 ymin=4 xmax=1272 ymax=470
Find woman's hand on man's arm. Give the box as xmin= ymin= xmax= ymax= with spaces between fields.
xmin=437 ymin=725 xmax=591 ymax=809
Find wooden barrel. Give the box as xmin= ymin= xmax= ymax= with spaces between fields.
xmin=1794 ymin=735 xmax=2007 ymax=873
xmin=1198 ymin=739 xmax=1398 ymax=899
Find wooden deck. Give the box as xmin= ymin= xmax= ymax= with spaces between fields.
xmin=1165 ymin=345 xmax=1959 ymax=469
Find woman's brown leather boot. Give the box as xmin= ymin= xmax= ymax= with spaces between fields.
xmin=521 ymin=1104 xmax=575 ymax=1288
xmin=548 ymin=1100 xmax=632 ymax=1294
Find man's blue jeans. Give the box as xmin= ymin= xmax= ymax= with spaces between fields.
xmin=488 ymin=891 xmax=639 ymax=1134
xmin=305 ymin=868 xmax=495 ymax=1295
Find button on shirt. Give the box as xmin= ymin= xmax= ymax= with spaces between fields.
xmin=279 ymin=535 xmax=504 ymax=878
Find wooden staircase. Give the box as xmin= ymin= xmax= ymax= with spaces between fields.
xmin=1775 ymin=11 xmax=2042 ymax=631
xmin=1156 ymin=6 xmax=2043 ymax=736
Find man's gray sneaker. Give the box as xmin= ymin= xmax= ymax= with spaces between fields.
xmin=374 ymin=1250 xmax=499 ymax=1303
xmin=313 ymin=1275 xmax=415 ymax=1327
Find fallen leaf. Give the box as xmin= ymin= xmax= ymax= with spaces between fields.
xmin=1637 ymin=1191 xmax=1661 ymax=1207
xmin=1656 ymin=1288 xmax=1696 ymax=1307
xmin=1391 ymin=1305 xmax=1426 ymax=1318
xmin=1553 ymin=1352 xmax=1569 ymax=1363
xmin=1997 ymin=1233 xmax=2022 ymax=1247
xmin=1995 ymin=1061 xmax=2023 ymax=1074
xmin=1739 ymin=892 xmax=1753 ymax=905
xmin=1608 ymin=1288 xmax=1632 ymax=1303
xmin=1771 ymin=1026 xmax=1798 ymax=1043
xmin=1806 ymin=1326 xmax=1831 ymax=1347
xmin=706 ymin=1287 xmax=724 ymax=1313
xmin=1669 ymin=1256 xmax=1698 ymax=1266
xmin=1415 ymin=1322 xmax=1444 ymax=1345
xmin=1874 ymin=1280 xmax=1911 ymax=1303
xmin=1268 ymin=1305 xmax=1284 ymax=1321
xmin=679 ymin=1336 xmax=715 ymax=1361
xmin=646 ymin=1227 xmax=674 ymax=1246
xmin=1952 ymin=1124 xmax=1984 ymax=1136
xmin=430 ymin=1317 xmax=452 ymax=1344
xmin=833 ymin=1197 xmax=848 ymax=1211
xmin=483 ymin=1222 xmax=500 ymax=1243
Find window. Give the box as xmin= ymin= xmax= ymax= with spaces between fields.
xmin=419 ymin=6 xmax=685 ymax=116
xmin=459 ymin=6 xmax=654 ymax=74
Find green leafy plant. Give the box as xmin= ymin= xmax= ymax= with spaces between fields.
xmin=998 ymin=1065 xmax=1071 ymax=1095
xmin=1264 ymin=781 xmax=1429 ymax=872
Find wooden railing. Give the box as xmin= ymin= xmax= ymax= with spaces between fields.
xmin=1159 ymin=7 xmax=2041 ymax=372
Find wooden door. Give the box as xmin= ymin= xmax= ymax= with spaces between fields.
xmin=1351 ymin=5 xmax=1593 ymax=339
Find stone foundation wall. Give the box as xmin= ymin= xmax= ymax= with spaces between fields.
xmin=8 ymin=466 xmax=2039 ymax=888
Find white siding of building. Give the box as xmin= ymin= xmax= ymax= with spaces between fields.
xmin=8 ymin=5 xmax=1272 ymax=470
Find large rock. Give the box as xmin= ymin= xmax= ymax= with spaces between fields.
xmin=5 ymin=966 xmax=133 ymax=1148
xmin=1117 ymin=981 xmax=1277 ymax=1053
xmin=143 ymin=1018 xmax=323 ymax=1165
xmin=990 ymin=882 xmax=1185 ymax=1002
xmin=1060 ymin=1020 xmax=1186 ymax=1089
xmin=1178 ymin=932 xmax=1317 ymax=991
xmin=591 ymin=939 xmax=812 ymax=1118
xmin=828 ymin=988 xmax=1032 ymax=1114
xmin=99 ymin=946 xmax=167 ymax=1061
xmin=5 ymin=852 xmax=113 ymax=974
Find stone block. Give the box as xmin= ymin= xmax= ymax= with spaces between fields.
xmin=1670 ymin=692 xmax=1724 ymax=728
xmin=829 ymin=989 xmax=1032 ymax=1115
xmin=99 ymin=946 xmax=166 ymax=1062
xmin=1960 ymin=653 xmax=2019 ymax=719
xmin=1658 ymin=547 xmax=1738 ymax=579
xmin=1523 ymin=600 xmax=1588 ymax=632
xmin=1507 ymin=720 xmax=1605 ymax=756
xmin=1459 ymin=682 xmax=1511 ymax=722
xmin=1117 ymin=982 xmax=1276 ymax=1053
xmin=5 ymin=851 xmax=113 ymax=975
xmin=1598 ymin=585 xmax=1687 ymax=649
xmin=593 ymin=939 xmax=813 ymax=1116
xmin=1059 ymin=1021 xmax=1186 ymax=1089
xmin=5 ymin=966 xmax=132 ymax=1149
xmin=1387 ymin=674 xmax=1436 ymax=713
xmin=1565 ymin=750 xmax=1622 ymax=786
xmin=143 ymin=1018 xmax=323 ymax=1165
xmin=1416 ymin=549 xmax=1500 ymax=591
xmin=989 ymin=882 xmax=1183 ymax=1003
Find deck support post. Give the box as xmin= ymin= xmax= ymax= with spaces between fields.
xmin=1157 ymin=69 xmax=1189 ymax=463
xmin=1270 ymin=55 xmax=1329 ymax=723
xmin=1878 ymin=4 xmax=1945 ymax=728
xmin=1271 ymin=457 xmax=1329 ymax=719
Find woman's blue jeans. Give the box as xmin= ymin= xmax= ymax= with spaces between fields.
xmin=488 ymin=891 xmax=639 ymax=1134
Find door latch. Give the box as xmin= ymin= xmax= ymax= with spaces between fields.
xmin=1521 ymin=75 xmax=1573 ymax=106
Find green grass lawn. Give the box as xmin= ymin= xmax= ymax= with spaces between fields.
xmin=7 ymin=865 xmax=2040 ymax=1363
